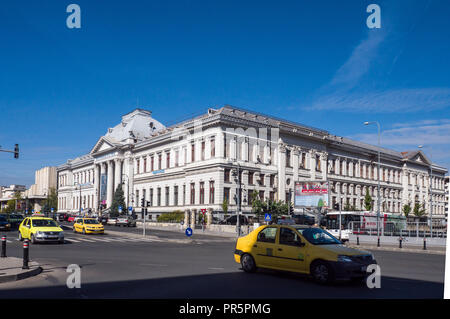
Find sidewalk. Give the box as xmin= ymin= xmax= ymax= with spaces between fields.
xmin=346 ymin=242 xmax=446 ymax=255
xmin=0 ymin=257 xmax=42 ymax=283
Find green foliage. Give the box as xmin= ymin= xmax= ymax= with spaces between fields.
xmin=42 ymin=187 xmax=58 ymax=214
xmin=402 ymin=203 xmax=412 ymax=217
xmin=364 ymin=189 xmax=372 ymax=211
xmin=4 ymin=199 xmax=16 ymax=213
xmin=110 ymin=184 xmax=126 ymax=217
xmin=413 ymin=202 xmax=425 ymax=217
xmin=157 ymin=210 xmax=184 ymax=223
xmin=222 ymin=198 xmax=228 ymax=215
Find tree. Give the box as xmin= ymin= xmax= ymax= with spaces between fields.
xmin=250 ymin=190 xmax=264 ymax=222
xmin=364 ymin=189 xmax=372 ymax=211
xmin=42 ymin=188 xmax=58 ymax=214
xmin=110 ymin=184 xmax=126 ymax=217
xmin=4 ymin=199 xmax=16 ymax=214
xmin=413 ymin=202 xmax=425 ymax=218
xmin=222 ymin=198 xmax=229 ymax=217
xmin=402 ymin=203 xmax=412 ymax=217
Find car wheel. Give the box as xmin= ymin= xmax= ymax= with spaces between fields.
xmin=31 ymin=234 xmax=36 ymax=244
xmin=240 ymin=254 xmax=257 ymax=273
xmin=82 ymin=228 xmax=86 ymax=235
xmin=18 ymin=232 xmax=23 ymax=241
xmin=73 ymin=227 xmax=77 ymax=233
xmin=311 ymin=261 xmax=334 ymax=284
xmin=59 ymin=239 xmax=64 ymax=244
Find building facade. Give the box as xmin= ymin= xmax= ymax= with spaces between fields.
xmin=56 ymin=106 xmax=448 ymax=221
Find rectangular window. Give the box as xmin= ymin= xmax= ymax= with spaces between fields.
xmin=165 ymin=187 xmax=170 ymax=206
xmin=270 ymin=175 xmax=275 ymax=187
xmin=259 ymin=174 xmax=265 ymax=186
xmin=248 ymin=172 xmax=254 ymax=185
xmin=151 ymin=156 xmax=154 ymax=171
xmin=301 ymin=153 xmax=306 ymax=168
xmin=149 ymin=188 xmax=153 ymax=206
xmin=201 ymin=141 xmax=205 ymax=161
xmin=224 ymin=169 xmax=231 ymax=182
xmin=157 ymin=188 xmax=161 ymax=206
xmin=190 ymin=183 xmax=195 ymax=205
xmin=259 ymin=190 xmax=265 ymax=200
xmin=175 ymin=150 xmax=179 ymax=167
xmin=183 ymin=185 xmax=186 ymax=205
xmin=136 ymin=159 xmax=140 ymax=174
xmin=158 ymin=154 xmax=162 ymax=170
xmin=191 ymin=143 xmax=195 ymax=162
xmin=223 ymin=187 xmax=230 ymax=203
xmin=174 ymin=186 xmax=178 ymax=206
xmin=166 ymin=152 xmax=170 ymax=169
xmin=136 ymin=190 xmax=139 ymax=206
xmin=286 ymin=150 xmax=291 ymax=167
xmin=209 ymin=181 xmax=215 ymax=204
xmin=211 ymin=139 xmax=215 ymax=158
xmin=269 ymin=191 xmax=275 ymax=201
xmin=144 ymin=157 xmax=147 ymax=173
xmin=316 ymin=155 xmax=321 ymax=172
xmin=199 ymin=182 xmax=205 ymax=204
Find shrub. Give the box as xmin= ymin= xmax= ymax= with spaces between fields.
xmin=157 ymin=210 xmax=184 ymax=223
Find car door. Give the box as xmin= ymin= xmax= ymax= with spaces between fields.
xmin=74 ymin=219 xmax=83 ymax=232
xmin=275 ymin=227 xmax=307 ymax=273
xmin=20 ymin=218 xmax=29 ymax=238
xmin=251 ymin=226 xmax=280 ymax=269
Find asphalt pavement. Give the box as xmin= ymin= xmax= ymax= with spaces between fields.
xmin=0 ymin=226 xmax=445 ymax=299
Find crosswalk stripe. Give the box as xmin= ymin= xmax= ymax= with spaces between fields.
xmin=66 ymin=238 xmax=81 ymax=243
xmin=71 ymin=237 xmax=97 ymax=242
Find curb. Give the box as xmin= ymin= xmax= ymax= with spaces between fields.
xmin=0 ymin=265 xmax=43 ymax=284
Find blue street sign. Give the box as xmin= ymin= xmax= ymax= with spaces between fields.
xmin=128 ymin=206 xmax=132 ymax=212
xmin=51 ymin=208 xmax=54 ymax=213
xmin=118 ymin=206 xmax=122 ymax=213
xmin=185 ymin=227 xmax=193 ymax=237
xmin=264 ymin=213 xmax=272 ymax=221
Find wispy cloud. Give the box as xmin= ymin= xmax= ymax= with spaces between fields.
xmin=310 ymin=88 xmax=450 ymax=113
xmin=352 ymin=119 xmax=450 ymax=169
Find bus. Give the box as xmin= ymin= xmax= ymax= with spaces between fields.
xmin=321 ymin=211 xmax=407 ymax=241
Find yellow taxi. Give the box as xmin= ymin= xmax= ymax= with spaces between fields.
xmin=73 ymin=218 xmax=104 ymax=234
xmin=234 ymin=224 xmax=376 ymax=284
xmin=18 ymin=216 xmax=64 ymax=244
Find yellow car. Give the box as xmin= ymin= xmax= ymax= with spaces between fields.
xmin=234 ymin=225 xmax=376 ymax=284
xmin=73 ymin=218 xmax=104 ymax=234
xmin=18 ymin=217 xmax=64 ymax=244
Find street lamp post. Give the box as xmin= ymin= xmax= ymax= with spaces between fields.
xmin=418 ymin=145 xmax=433 ymax=238
xmin=122 ymin=173 xmax=130 ymax=210
xmin=364 ymin=121 xmax=381 ymax=245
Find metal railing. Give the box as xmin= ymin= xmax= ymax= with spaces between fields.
xmin=349 ymin=221 xmax=447 ymax=238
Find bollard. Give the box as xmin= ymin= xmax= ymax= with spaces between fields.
xmin=423 ymin=237 xmax=427 ymax=250
xmin=356 ymin=235 xmax=359 ymax=245
xmin=377 ymin=237 xmax=380 ymax=247
xmin=22 ymin=240 xmax=29 ymax=269
xmin=1 ymin=235 xmax=6 ymax=258
xmin=399 ymin=237 xmax=402 ymax=249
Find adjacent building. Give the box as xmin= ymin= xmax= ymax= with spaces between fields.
xmin=56 ymin=106 xmax=448 ymax=221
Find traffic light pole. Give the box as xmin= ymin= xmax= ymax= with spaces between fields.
xmin=0 ymin=144 xmax=19 ymax=158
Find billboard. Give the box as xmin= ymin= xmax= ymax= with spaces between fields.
xmin=294 ymin=181 xmax=329 ymax=208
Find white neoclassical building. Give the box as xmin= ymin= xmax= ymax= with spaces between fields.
xmin=56 ymin=106 xmax=448 ymax=221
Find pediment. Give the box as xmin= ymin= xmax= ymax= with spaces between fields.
xmin=90 ymin=137 xmax=118 ymax=155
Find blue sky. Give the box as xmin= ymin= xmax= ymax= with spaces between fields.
xmin=0 ymin=0 xmax=449 ymax=187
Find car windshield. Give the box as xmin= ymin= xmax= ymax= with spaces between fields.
xmin=296 ymin=227 xmax=341 ymax=245
xmin=10 ymin=214 xmax=23 ymax=219
xmin=0 ymin=216 xmax=6 ymax=222
xmin=32 ymin=219 xmax=57 ymax=227
xmin=83 ymin=219 xmax=99 ymax=224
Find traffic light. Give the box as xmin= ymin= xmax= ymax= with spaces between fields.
xmin=333 ymin=203 xmax=340 ymax=210
xmin=141 ymin=198 xmax=145 ymax=207
xmin=14 ymin=144 xmax=19 ymax=159
xmin=146 ymin=201 xmax=151 ymax=207
xmin=289 ymin=204 xmax=294 ymax=214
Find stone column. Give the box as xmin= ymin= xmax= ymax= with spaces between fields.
xmin=321 ymin=152 xmax=328 ymax=181
xmin=93 ymin=164 xmax=99 ymax=212
xmin=190 ymin=209 xmax=197 ymax=226
xmin=114 ymin=158 xmax=122 ymax=194
xmin=293 ymin=147 xmax=300 ymax=183
xmin=309 ymin=149 xmax=316 ymax=180
xmin=278 ymin=143 xmax=286 ymax=201
xmin=185 ymin=209 xmax=191 ymax=226
xmin=106 ymin=160 xmax=114 ymax=208
xmin=207 ymin=208 xmax=213 ymax=225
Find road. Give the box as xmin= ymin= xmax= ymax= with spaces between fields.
xmin=0 ymin=225 xmax=445 ymax=299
